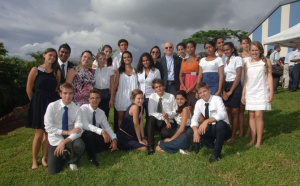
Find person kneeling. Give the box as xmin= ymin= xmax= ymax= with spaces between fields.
xmin=81 ymin=89 xmax=118 ymax=167
xmin=45 ymin=83 xmax=85 ymax=175
xmin=191 ymin=82 xmax=231 ymax=163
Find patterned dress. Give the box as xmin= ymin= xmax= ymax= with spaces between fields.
xmin=72 ymin=66 xmax=95 ymax=106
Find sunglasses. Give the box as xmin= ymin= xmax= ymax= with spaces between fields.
xmin=165 ymin=46 xmax=173 ymax=49
xmin=151 ymin=51 xmax=159 ymax=54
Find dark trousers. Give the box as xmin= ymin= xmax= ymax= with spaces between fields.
xmin=143 ymin=98 xmax=149 ymax=137
xmin=98 ymin=97 xmax=110 ymax=119
xmin=114 ymin=107 xmax=119 ymax=132
xmin=147 ymin=116 xmax=176 ymax=146
xmin=292 ymin=63 xmax=300 ymax=91
xmin=48 ymin=138 xmax=85 ymax=175
xmin=81 ymin=131 xmax=110 ymax=160
xmin=166 ymin=81 xmax=177 ymax=95
xmin=289 ymin=66 xmax=294 ymax=89
xmin=200 ymin=121 xmax=231 ymax=157
xmin=272 ymin=75 xmax=280 ymax=92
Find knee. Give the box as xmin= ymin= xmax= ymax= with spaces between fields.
xmin=160 ymin=128 xmax=170 ymax=138
xmin=73 ymin=139 xmax=85 ymax=153
xmin=34 ymin=130 xmax=44 ymax=140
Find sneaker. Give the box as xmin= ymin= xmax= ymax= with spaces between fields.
xmin=89 ymin=159 xmax=99 ymax=167
xmin=179 ymin=149 xmax=191 ymax=155
xmin=69 ymin=164 xmax=78 ymax=171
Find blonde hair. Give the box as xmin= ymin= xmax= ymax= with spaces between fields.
xmin=60 ymin=82 xmax=75 ymax=92
xmin=130 ymin=89 xmax=143 ymax=100
xmin=250 ymin=41 xmax=269 ymax=73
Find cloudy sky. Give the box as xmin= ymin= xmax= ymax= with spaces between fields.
xmin=0 ymin=0 xmax=282 ymax=64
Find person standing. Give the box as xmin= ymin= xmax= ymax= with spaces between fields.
xmin=290 ymin=44 xmax=300 ymax=92
xmin=150 ymin=46 xmax=164 ymax=80
xmin=112 ymin=39 xmax=129 ymax=70
xmin=44 ymin=83 xmax=85 ymax=174
xmin=241 ymin=41 xmax=273 ymax=147
xmin=81 ymin=89 xmax=118 ymax=167
xmin=26 ymin=48 xmax=61 ymax=170
xmin=158 ymin=42 xmax=182 ymax=95
xmin=57 ymin=43 xmax=74 ymax=84
xmin=269 ymin=45 xmax=283 ymax=93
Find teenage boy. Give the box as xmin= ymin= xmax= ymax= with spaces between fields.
xmin=112 ymin=39 xmax=129 ymax=70
xmin=57 ymin=43 xmax=74 ymax=84
xmin=45 ymin=83 xmax=85 ymax=175
xmin=81 ymin=89 xmax=118 ymax=167
xmin=147 ymin=78 xmax=177 ymax=155
xmin=191 ymin=82 xmax=231 ymax=163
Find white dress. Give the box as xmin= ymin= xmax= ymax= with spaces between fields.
xmin=115 ymin=71 xmax=139 ymax=111
xmin=245 ymin=60 xmax=271 ymax=110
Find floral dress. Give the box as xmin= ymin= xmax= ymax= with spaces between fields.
xmin=72 ymin=66 xmax=95 ymax=106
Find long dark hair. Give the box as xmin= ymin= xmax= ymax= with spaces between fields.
xmin=223 ymin=42 xmax=238 ymax=57
xmin=118 ymin=51 xmax=132 ymax=74
xmin=137 ymin=52 xmax=155 ymax=73
xmin=150 ymin=46 xmax=161 ymax=59
xmin=175 ymin=90 xmax=189 ymax=114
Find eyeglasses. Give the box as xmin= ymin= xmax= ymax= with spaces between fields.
xmin=165 ymin=46 xmax=173 ymax=49
xmin=151 ymin=51 xmax=159 ymax=54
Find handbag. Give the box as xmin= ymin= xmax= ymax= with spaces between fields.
xmin=272 ymin=65 xmax=283 ymax=76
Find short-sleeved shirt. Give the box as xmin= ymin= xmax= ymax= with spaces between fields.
xmin=199 ymin=57 xmax=224 ymax=73
xmin=224 ymin=56 xmax=243 ymax=81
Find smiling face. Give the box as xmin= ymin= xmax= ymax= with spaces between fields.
xmin=223 ymin=45 xmax=234 ymax=57
xmin=132 ymin=93 xmax=144 ymax=106
xmin=177 ymin=45 xmax=186 ymax=57
xmin=88 ymin=93 xmax=101 ymax=109
xmin=197 ymin=87 xmax=211 ymax=102
xmin=81 ymin=52 xmax=92 ymax=67
xmin=43 ymin=51 xmax=57 ymax=64
xmin=153 ymin=83 xmax=165 ymax=97
xmin=216 ymin=38 xmax=224 ymax=50
xmin=151 ymin=48 xmax=160 ymax=60
xmin=241 ymin=39 xmax=250 ymax=52
xmin=175 ymin=94 xmax=186 ymax=107
xmin=142 ymin=56 xmax=150 ymax=69
xmin=123 ymin=52 xmax=132 ymax=65
xmin=250 ymin=45 xmax=261 ymax=60
xmin=164 ymin=42 xmax=174 ymax=56
xmin=58 ymin=48 xmax=70 ymax=63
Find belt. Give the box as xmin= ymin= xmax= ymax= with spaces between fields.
xmin=167 ymin=81 xmax=175 ymax=85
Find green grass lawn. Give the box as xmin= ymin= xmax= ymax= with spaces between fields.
xmin=1 ymin=88 xmax=299 ymax=185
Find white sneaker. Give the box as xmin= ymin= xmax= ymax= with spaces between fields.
xmin=69 ymin=164 xmax=78 ymax=171
xmin=179 ymin=149 xmax=191 ymax=155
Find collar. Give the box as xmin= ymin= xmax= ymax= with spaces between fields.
xmin=58 ymin=58 xmax=68 ymax=66
xmin=203 ymin=95 xmax=212 ymax=104
xmin=88 ymin=104 xmax=98 ymax=112
xmin=60 ymin=100 xmax=72 ymax=108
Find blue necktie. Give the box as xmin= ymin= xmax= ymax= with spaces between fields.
xmin=62 ymin=106 xmax=68 ymax=138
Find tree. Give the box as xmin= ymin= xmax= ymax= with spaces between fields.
xmin=182 ymin=29 xmax=247 ymax=44
xmin=0 ymin=42 xmax=8 ymax=56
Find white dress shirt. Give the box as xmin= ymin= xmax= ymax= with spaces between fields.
xmin=290 ymin=50 xmax=300 ymax=65
xmin=94 ymin=67 xmax=115 ymax=89
xmin=224 ymin=56 xmax=243 ymax=81
xmin=112 ymin=52 xmax=122 ymax=70
xmin=58 ymin=58 xmax=69 ymax=78
xmin=148 ymin=92 xmax=177 ymax=122
xmin=270 ymin=51 xmax=280 ymax=65
xmin=138 ymin=68 xmax=161 ymax=98
xmin=45 ymin=100 xmax=83 ymax=146
xmin=80 ymin=104 xmax=116 ymax=139
xmin=191 ymin=95 xmax=230 ymax=127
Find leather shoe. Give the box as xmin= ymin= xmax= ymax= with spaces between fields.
xmin=192 ymin=142 xmax=203 ymax=154
xmin=89 ymin=158 xmax=99 ymax=167
xmin=148 ymin=145 xmax=155 ymax=155
xmin=209 ymin=154 xmax=220 ymax=163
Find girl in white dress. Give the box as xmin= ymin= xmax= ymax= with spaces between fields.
xmin=114 ymin=51 xmax=139 ymax=131
xmin=241 ymin=41 xmax=273 ymax=147
xmin=239 ymin=36 xmax=252 ymax=137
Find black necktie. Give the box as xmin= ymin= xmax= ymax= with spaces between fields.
xmin=93 ymin=111 xmax=96 ymax=126
xmin=61 ymin=64 xmax=65 ymax=79
xmin=62 ymin=106 xmax=68 ymax=138
xmin=205 ymin=103 xmax=209 ymax=120
xmin=157 ymin=98 xmax=163 ymax=127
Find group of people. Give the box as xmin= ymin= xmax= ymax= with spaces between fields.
xmin=25 ymin=37 xmax=279 ymax=175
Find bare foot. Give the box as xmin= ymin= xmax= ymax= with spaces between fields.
xmin=32 ymin=160 xmax=38 ymax=170
xmin=239 ymin=130 xmax=243 ymax=137
xmin=246 ymin=142 xmax=254 ymax=147
xmin=42 ymin=157 xmax=48 ymax=167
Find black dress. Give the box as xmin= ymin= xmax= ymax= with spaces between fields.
xmin=26 ymin=67 xmax=59 ymax=129
xmin=116 ymin=104 xmax=145 ymax=150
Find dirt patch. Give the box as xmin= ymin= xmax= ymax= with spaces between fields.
xmin=0 ymin=105 xmax=27 ymax=135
